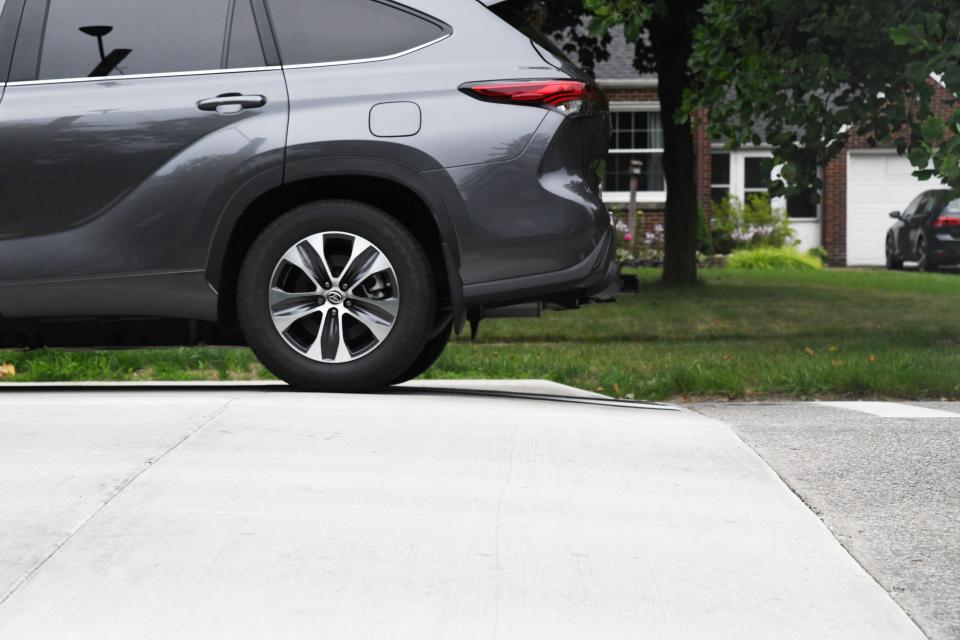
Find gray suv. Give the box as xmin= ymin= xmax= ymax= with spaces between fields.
xmin=0 ymin=0 xmax=615 ymax=391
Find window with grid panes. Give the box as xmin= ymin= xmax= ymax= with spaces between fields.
xmin=604 ymin=109 xmax=665 ymax=197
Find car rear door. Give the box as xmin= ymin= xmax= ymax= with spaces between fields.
xmin=0 ymin=0 xmax=288 ymax=319
xmin=895 ymin=194 xmax=923 ymax=258
xmin=907 ymin=193 xmax=932 ymax=254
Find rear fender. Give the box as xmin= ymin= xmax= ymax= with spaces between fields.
xmin=205 ymin=143 xmax=467 ymax=330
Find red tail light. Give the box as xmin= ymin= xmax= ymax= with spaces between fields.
xmin=933 ymin=215 xmax=960 ymax=228
xmin=460 ymin=80 xmax=607 ymax=116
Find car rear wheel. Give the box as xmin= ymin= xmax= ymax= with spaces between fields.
xmin=885 ymin=234 xmax=903 ymax=270
xmin=238 ymin=200 xmax=435 ymax=392
xmin=917 ymin=236 xmax=938 ymax=272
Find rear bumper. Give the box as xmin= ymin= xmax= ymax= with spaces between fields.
xmin=462 ymin=229 xmax=618 ymax=307
xmin=930 ymin=235 xmax=960 ymax=264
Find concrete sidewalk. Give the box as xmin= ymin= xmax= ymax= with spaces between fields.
xmin=0 ymin=382 xmax=923 ymax=639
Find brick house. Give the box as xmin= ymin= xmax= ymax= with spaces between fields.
xmin=591 ymin=32 xmax=956 ymax=266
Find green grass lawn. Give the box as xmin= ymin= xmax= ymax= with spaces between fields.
xmin=2 ymin=267 xmax=960 ymax=400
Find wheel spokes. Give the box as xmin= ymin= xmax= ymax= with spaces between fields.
xmin=270 ymin=230 xmax=399 ymax=365
xmin=280 ymin=236 xmax=334 ymax=288
xmin=270 ymin=288 xmax=323 ymax=334
xmin=346 ymin=297 xmax=398 ymax=343
xmin=270 ymin=287 xmax=317 ymax=309
xmin=340 ymin=237 xmax=392 ymax=290
xmin=300 ymin=235 xmax=336 ymax=287
xmin=306 ymin=309 xmax=351 ymax=363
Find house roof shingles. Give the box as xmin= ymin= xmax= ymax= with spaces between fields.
xmin=560 ymin=26 xmax=655 ymax=83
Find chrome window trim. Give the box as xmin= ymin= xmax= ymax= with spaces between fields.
xmin=3 ymin=29 xmax=450 ymax=86
xmin=5 ymin=65 xmax=283 ymax=87
xmin=280 ymin=33 xmax=450 ymax=70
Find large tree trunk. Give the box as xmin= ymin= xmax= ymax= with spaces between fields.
xmin=652 ymin=5 xmax=699 ymax=286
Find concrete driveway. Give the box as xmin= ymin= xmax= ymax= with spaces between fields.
xmin=0 ymin=382 xmax=923 ymax=639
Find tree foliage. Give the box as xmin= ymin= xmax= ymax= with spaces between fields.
xmin=688 ymin=0 xmax=960 ymax=196
xmin=537 ymin=1 xmax=613 ymax=73
xmin=548 ymin=0 xmax=960 ymax=283
xmin=583 ymin=0 xmax=654 ymax=42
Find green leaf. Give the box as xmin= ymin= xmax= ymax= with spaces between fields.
xmin=921 ymin=117 xmax=946 ymax=143
xmin=908 ymin=145 xmax=932 ymax=168
xmin=890 ymin=25 xmax=912 ymax=46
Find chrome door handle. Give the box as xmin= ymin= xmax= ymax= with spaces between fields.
xmin=197 ymin=94 xmax=267 ymax=114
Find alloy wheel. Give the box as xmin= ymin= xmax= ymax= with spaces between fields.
xmin=268 ymin=232 xmax=399 ymax=363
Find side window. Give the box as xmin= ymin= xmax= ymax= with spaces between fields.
xmin=38 ymin=0 xmax=233 ymax=80
xmin=902 ymin=195 xmax=924 ymax=219
xmin=227 ymin=0 xmax=267 ymax=69
xmin=912 ymin=195 xmax=934 ymax=219
xmin=266 ymin=0 xmax=446 ymax=66
xmin=0 ymin=0 xmax=10 ymax=77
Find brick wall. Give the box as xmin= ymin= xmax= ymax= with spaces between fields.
xmin=821 ymin=155 xmax=847 ymax=264
xmin=640 ymin=211 xmax=665 ymax=233
xmin=604 ymin=88 xmax=659 ymax=103
xmin=693 ymin=109 xmax=712 ymax=219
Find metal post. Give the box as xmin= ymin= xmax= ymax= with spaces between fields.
xmin=628 ymin=159 xmax=644 ymax=249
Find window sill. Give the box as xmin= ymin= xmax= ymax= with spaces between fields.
xmin=602 ymin=192 xmax=667 ymax=206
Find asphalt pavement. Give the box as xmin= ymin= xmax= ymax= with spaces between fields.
xmin=693 ymin=401 xmax=960 ymax=640
xmin=0 ymin=382 xmax=932 ymax=639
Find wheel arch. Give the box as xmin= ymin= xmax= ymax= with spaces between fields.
xmin=208 ymin=161 xmax=465 ymax=331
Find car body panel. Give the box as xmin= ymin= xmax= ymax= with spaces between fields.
xmin=888 ymin=190 xmax=960 ymax=266
xmin=280 ymin=0 xmax=611 ymax=295
xmin=0 ymin=0 xmax=615 ymax=347
xmin=0 ymin=0 xmax=288 ymax=320
xmin=434 ymin=111 xmax=609 ymax=285
xmin=0 ymin=70 xmax=289 ymax=318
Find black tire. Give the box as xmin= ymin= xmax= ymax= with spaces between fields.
xmin=885 ymin=234 xmax=903 ymax=270
xmin=390 ymin=319 xmax=453 ymax=386
xmin=917 ymin=236 xmax=938 ymax=272
xmin=237 ymin=200 xmax=435 ymax=392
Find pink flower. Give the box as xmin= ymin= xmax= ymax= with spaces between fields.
xmin=624 ymin=233 xmax=634 ymax=242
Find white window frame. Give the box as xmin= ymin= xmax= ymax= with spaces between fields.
xmin=711 ymin=148 xmax=821 ymax=221
xmin=603 ymin=102 xmax=667 ymax=205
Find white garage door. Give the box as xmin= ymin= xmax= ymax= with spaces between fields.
xmin=846 ymin=152 xmax=937 ymax=266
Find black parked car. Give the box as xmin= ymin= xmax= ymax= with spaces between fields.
xmin=886 ymin=190 xmax=960 ymax=271
xmin=0 ymin=0 xmax=616 ymax=391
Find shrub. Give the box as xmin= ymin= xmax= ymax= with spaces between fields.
xmin=638 ymin=223 xmax=665 ymax=266
xmin=727 ymin=247 xmax=823 ymax=270
xmin=712 ymin=194 xmax=797 ymax=253
xmin=697 ymin=205 xmax=715 ymax=256
xmin=611 ymin=206 xmax=637 ymax=264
